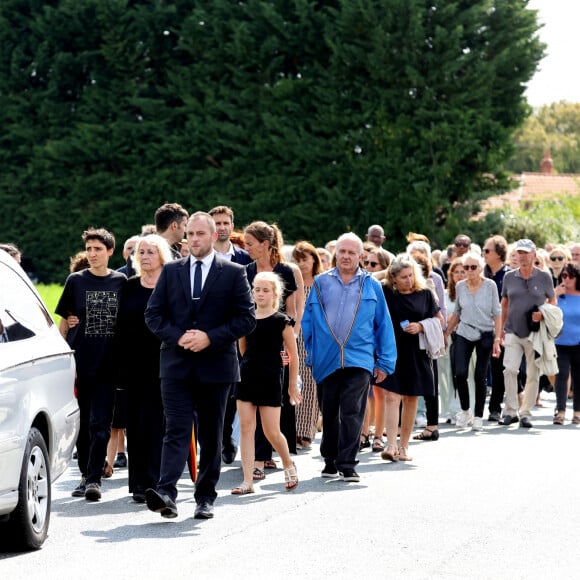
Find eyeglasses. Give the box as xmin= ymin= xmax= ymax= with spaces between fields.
xmin=464 ymin=264 xmax=479 ymax=271
xmin=550 ymin=256 xmax=565 ymax=261
xmin=455 ymin=241 xmax=470 ymax=248
xmin=561 ymin=272 xmax=577 ymax=279
xmin=482 ymin=248 xmax=493 ymax=254
xmin=363 ymin=260 xmax=379 ymax=268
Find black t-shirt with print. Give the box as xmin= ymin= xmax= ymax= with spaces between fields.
xmin=56 ymin=269 xmax=126 ymax=379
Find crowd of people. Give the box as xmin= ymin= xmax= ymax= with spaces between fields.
xmin=3 ymin=208 xmax=579 ymax=520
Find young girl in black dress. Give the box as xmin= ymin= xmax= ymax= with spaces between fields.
xmin=232 ymin=272 xmax=302 ymax=495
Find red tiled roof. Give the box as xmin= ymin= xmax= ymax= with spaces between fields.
xmin=478 ymin=172 xmax=580 ymax=216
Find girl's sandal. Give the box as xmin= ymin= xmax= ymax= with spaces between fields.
xmin=572 ymin=414 xmax=580 ymax=425
xmin=264 ymin=459 xmax=277 ymax=469
xmin=284 ymin=462 xmax=299 ymax=491
xmin=398 ymin=446 xmax=413 ymax=461
xmin=231 ymin=482 xmax=255 ymax=495
xmin=553 ymin=413 xmax=565 ymax=425
xmin=380 ymin=444 xmax=399 ymax=462
xmin=252 ymin=467 xmax=266 ymax=480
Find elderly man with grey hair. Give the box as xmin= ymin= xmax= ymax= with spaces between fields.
xmin=500 ymin=239 xmax=557 ymax=428
xmin=302 ymin=232 xmax=397 ymax=482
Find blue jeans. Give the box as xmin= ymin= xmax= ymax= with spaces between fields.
xmin=317 ymin=367 xmax=371 ymax=471
xmin=555 ymin=344 xmax=580 ymax=412
xmin=454 ymin=334 xmax=492 ymax=418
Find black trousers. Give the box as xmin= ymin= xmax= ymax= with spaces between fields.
xmin=76 ymin=376 xmax=115 ymax=485
xmin=126 ymin=379 xmax=164 ymax=493
xmin=157 ymin=378 xmax=230 ymax=504
xmin=317 ymin=367 xmax=371 ymax=471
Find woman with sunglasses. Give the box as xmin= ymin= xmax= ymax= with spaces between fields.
xmin=548 ymin=245 xmax=571 ymax=287
xmin=380 ymin=254 xmax=443 ymax=461
xmin=445 ymin=252 xmax=501 ymax=431
xmin=363 ymin=248 xmax=392 ymax=452
xmin=438 ymin=258 xmax=468 ymax=425
xmin=553 ymin=263 xmax=580 ymax=424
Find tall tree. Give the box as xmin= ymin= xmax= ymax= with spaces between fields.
xmin=0 ymin=0 xmax=544 ymax=281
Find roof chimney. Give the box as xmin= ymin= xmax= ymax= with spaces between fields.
xmin=541 ymin=150 xmax=553 ymax=174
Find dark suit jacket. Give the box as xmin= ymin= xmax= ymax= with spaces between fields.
xmin=145 ymin=255 xmax=255 ymax=382
xmin=231 ymin=247 xmax=252 ymax=266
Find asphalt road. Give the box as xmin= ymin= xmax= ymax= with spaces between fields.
xmin=1 ymin=391 xmax=578 ymax=580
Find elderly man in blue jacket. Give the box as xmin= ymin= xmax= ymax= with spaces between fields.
xmin=302 ymin=232 xmax=397 ymax=482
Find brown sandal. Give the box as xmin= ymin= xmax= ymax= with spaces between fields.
xmin=252 ymin=467 xmax=265 ymax=480
xmin=572 ymin=415 xmax=580 ymax=425
xmin=553 ymin=413 xmax=565 ymax=425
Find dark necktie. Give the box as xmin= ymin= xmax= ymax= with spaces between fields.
xmin=193 ymin=260 xmax=202 ymax=300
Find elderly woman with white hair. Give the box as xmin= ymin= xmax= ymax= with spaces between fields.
xmin=444 ymin=251 xmax=502 ymax=431
xmin=115 ymin=234 xmax=173 ymax=502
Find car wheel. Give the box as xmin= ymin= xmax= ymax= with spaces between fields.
xmin=6 ymin=427 xmax=51 ymax=550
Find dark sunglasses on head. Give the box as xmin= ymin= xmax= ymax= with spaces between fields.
xmin=550 ymin=256 xmax=565 ymax=261
xmin=561 ymin=272 xmax=577 ymax=279
xmin=464 ymin=264 xmax=479 ymax=271
xmin=363 ymin=260 xmax=379 ymax=268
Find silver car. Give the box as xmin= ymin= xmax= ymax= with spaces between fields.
xmin=0 ymin=250 xmax=79 ymax=550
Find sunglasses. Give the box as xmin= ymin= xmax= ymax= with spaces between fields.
xmin=464 ymin=264 xmax=479 ymax=271
xmin=455 ymin=242 xmax=470 ymax=248
xmin=550 ymin=256 xmax=565 ymax=261
xmin=561 ymin=272 xmax=577 ymax=279
xmin=364 ymin=260 xmax=379 ymax=268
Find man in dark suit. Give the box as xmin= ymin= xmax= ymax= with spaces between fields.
xmin=145 ymin=211 xmax=255 ymax=520
xmin=208 ymin=205 xmax=252 ymax=464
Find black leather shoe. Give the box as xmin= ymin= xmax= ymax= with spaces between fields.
xmin=194 ymin=500 xmax=214 ymax=519
xmin=519 ymin=416 xmax=533 ymax=428
xmin=488 ymin=411 xmax=501 ymax=422
xmin=145 ymin=489 xmax=178 ymax=518
xmin=222 ymin=446 xmax=237 ymax=465
xmin=501 ymin=414 xmax=519 ymax=425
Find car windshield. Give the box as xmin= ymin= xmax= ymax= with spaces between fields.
xmin=0 ymin=261 xmax=52 ymax=344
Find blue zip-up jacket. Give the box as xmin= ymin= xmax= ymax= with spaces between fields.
xmin=302 ymin=268 xmax=397 ymax=383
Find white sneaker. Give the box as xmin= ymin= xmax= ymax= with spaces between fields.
xmin=455 ymin=410 xmax=473 ymax=428
xmin=415 ymin=413 xmax=427 ymax=428
xmin=472 ymin=417 xmax=483 ymax=431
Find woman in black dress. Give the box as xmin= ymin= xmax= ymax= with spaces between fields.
xmin=244 ymin=221 xmax=301 ymax=472
xmin=380 ymin=254 xmax=443 ymax=462
xmin=116 ymin=235 xmax=173 ymax=503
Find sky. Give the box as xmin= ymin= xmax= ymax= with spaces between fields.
xmin=525 ymin=1 xmax=580 ymax=107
